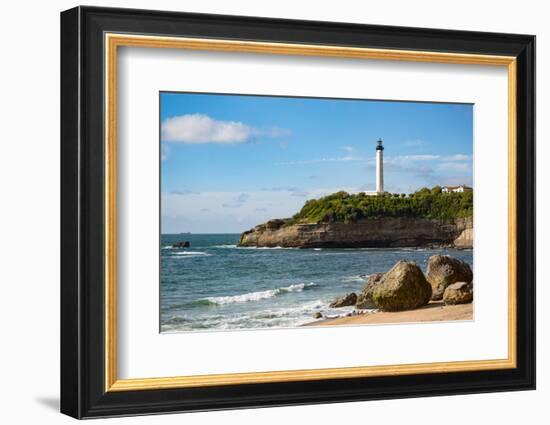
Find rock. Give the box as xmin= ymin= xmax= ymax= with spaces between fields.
xmin=265 ymin=219 xmax=287 ymax=230
xmin=454 ymin=227 xmax=473 ymax=248
xmin=313 ymin=311 xmax=323 ymax=319
xmin=329 ymin=292 xmax=357 ymax=308
xmin=364 ymin=272 xmax=385 ymax=289
xmin=453 ymin=218 xmax=473 ymax=248
xmin=238 ymin=217 xmax=473 ymax=248
xmin=426 ymin=255 xmax=473 ymax=300
xmin=355 ymin=295 xmax=372 ymax=310
xmin=356 ymin=272 xmax=385 ymax=309
xmin=372 ymin=260 xmax=432 ymax=311
xmin=443 ymin=281 xmax=473 ymax=305
xmin=173 ymin=241 xmax=190 ymax=248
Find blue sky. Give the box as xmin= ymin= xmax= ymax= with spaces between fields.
xmin=160 ymin=92 xmax=473 ymax=233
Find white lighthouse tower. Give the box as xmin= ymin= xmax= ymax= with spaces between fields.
xmin=375 ymin=138 xmax=384 ymax=194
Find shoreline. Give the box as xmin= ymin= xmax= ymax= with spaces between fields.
xmin=303 ymin=301 xmax=473 ymax=327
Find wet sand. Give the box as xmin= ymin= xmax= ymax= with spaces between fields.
xmin=304 ymin=301 xmax=473 ymax=327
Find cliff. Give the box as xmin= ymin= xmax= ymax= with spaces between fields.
xmin=238 ymin=217 xmax=472 ymax=249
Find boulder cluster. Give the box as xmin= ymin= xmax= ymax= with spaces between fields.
xmin=323 ymin=255 xmax=473 ymax=316
xmin=426 ymin=255 xmax=473 ymax=301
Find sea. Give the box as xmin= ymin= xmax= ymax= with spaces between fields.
xmin=160 ymin=233 xmax=473 ymax=333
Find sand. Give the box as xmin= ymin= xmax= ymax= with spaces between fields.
xmin=304 ymin=301 xmax=473 ymax=327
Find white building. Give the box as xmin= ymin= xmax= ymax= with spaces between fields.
xmin=442 ymin=185 xmax=472 ymax=193
xmin=364 ymin=139 xmax=385 ymax=196
xmin=375 ymin=139 xmax=384 ymax=193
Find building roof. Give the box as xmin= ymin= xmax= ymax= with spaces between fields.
xmin=442 ymin=185 xmax=472 ymax=190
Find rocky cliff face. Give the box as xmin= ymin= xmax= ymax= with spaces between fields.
xmin=238 ymin=217 xmax=473 ymax=249
xmin=453 ymin=224 xmax=473 ymax=248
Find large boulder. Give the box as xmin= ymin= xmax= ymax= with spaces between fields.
xmin=356 ymin=272 xmax=384 ymax=309
xmin=329 ymin=292 xmax=357 ymax=308
xmin=372 ymin=261 xmax=432 ymax=311
xmin=443 ymin=281 xmax=473 ymax=305
xmin=426 ymin=255 xmax=473 ymax=300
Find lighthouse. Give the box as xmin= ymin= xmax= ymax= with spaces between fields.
xmin=376 ymin=139 xmax=384 ymax=194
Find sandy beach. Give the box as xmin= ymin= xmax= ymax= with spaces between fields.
xmin=304 ymin=301 xmax=473 ymax=327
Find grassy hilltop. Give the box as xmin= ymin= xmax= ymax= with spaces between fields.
xmin=287 ymin=186 xmax=473 ymax=225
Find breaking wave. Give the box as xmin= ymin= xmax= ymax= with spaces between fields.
xmin=173 ymin=251 xmax=212 ymax=257
xmin=203 ymin=282 xmax=316 ymax=305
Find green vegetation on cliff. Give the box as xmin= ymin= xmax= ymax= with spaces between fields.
xmin=288 ymin=186 xmax=473 ymax=224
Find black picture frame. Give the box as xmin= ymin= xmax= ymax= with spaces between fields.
xmin=61 ymin=5 xmax=535 ymax=419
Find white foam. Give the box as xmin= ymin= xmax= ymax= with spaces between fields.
xmin=173 ymin=251 xmax=212 ymax=257
xmin=341 ymin=275 xmax=367 ymax=283
xmin=161 ymin=295 xmax=378 ymax=332
xmin=203 ymin=299 xmax=327 ymax=329
xmin=283 ymin=282 xmax=316 ymax=292
xmin=205 ymin=289 xmax=279 ymax=304
xmin=204 ymin=282 xmax=316 ymax=305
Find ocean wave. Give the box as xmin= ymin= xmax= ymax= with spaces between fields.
xmin=173 ymin=251 xmax=212 ymax=257
xmin=213 ymin=244 xmax=237 ymax=248
xmin=163 ymin=315 xmax=191 ymax=325
xmin=161 ymin=297 xmax=371 ymax=332
xmin=161 ymin=296 xmax=377 ymax=332
xmin=341 ymin=275 xmax=368 ymax=283
xmin=178 ymin=299 xmax=326 ymax=330
xmin=253 ymin=299 xmax=326 ymax=319
xmin=203 ymin=282 xmax=316 ymax=305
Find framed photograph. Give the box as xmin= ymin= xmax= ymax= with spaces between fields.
xmin=60 ymin=6 xmax=535 ymax=419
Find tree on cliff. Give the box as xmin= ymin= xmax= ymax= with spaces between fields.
xmin=288 ymin=186 xmax=473 ymax=225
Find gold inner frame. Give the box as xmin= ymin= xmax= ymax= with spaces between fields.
xmin=104 ymin=33 xmax=517 ymax=392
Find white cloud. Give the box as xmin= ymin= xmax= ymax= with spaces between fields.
xmin=443 ymin=154 xmax=471 ymax=161
xmin=222 ymin=193 xmax=250 ymax=208
xmin=394 ymin=154 xmax=441 ymax=161
xmin=161 ymin=114 xmax=291 ymax=144
xmin=276 ymin=151 xmax=472 ymax=167
xmin=262 ymin=186 xmax=310 ymax=197
xmin=438 ymin=162 xmax=470 ymax=171
xmin=276 ymin=156 xmax=366 ymax=166
xmin=385 ymin=154 xmax=471 ymax=164
xmin=162 ymin=114 xmax=251 ymax=144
